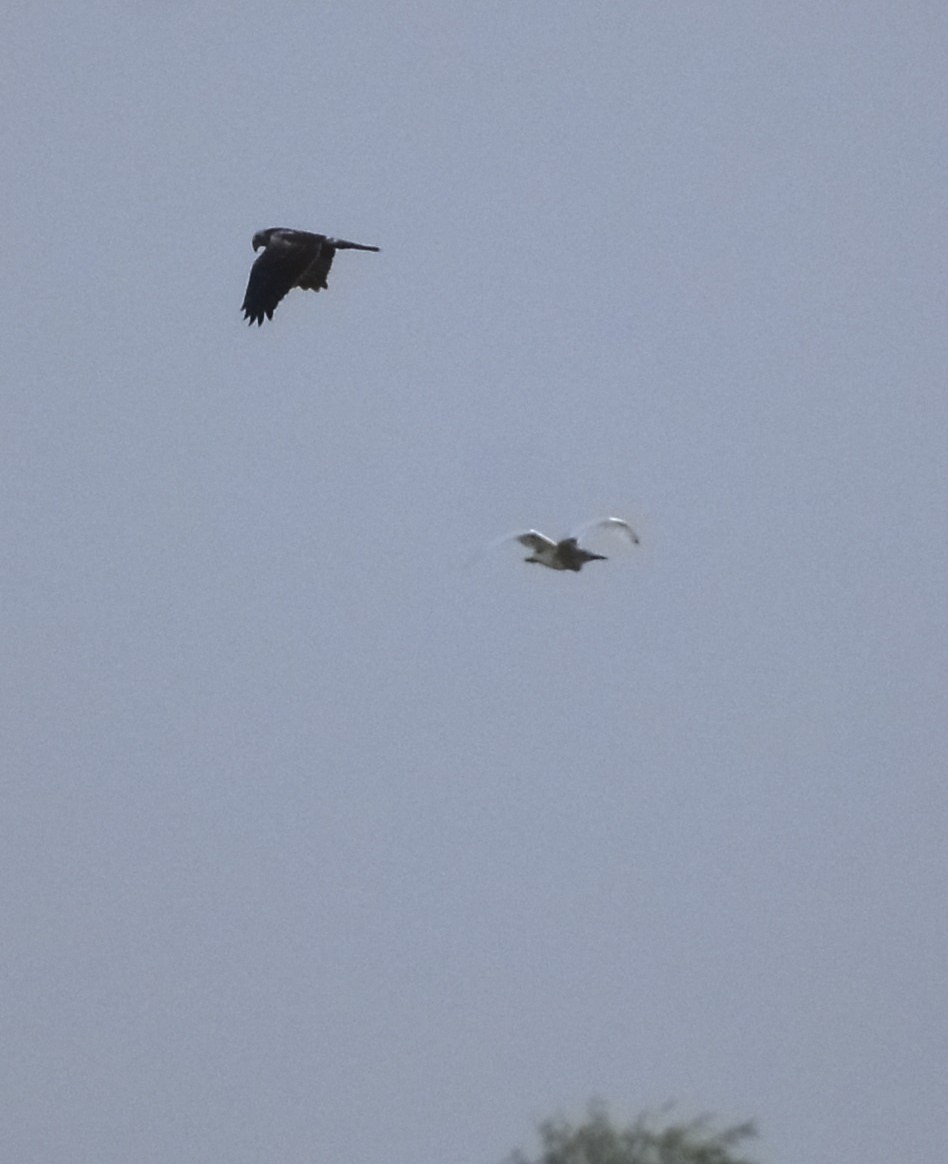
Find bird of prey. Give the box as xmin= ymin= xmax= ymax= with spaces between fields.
xmin=511 ymin=517 xmax=640 ymax=572
xmin=241 ymin=227 xmax=380 ymax=325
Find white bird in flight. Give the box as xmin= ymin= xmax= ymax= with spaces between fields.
xmin=507 ymin=516 xmax=639 ymax=572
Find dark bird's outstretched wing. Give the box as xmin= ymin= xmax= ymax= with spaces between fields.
xmin=242 ymin=230 xmax=322 ymax=325
xmin=242 ymin=229 xmax=381 ymax=325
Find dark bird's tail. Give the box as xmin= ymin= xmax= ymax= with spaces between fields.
xmin=328 ymin=238 xmax=381 ymax=252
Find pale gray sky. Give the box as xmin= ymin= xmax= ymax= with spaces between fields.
xmin=2 ymin=4 xmax=946 ymax=1163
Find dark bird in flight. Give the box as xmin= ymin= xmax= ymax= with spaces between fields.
xmin=241 ymin=227 xmax=380 ymax=325
xmin=510 ymin=517 xmax=640 ymax=572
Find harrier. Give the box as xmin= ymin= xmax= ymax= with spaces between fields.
xmin=241 ymin=227 xmax=380 ymax=325
xmin=508 ymin=517 xmax=640 ymax=572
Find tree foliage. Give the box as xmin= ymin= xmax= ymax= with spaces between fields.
xmin=507 ymin=1102 xmax=761 ymax=1164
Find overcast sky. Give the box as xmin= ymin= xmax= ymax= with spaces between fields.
xmin=2 ymin=4 xmax=946 ymax=1163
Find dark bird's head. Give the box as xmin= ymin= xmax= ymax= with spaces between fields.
xmin=251 ymin=229 xmax=274 ymax=251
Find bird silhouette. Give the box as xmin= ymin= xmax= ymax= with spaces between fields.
xmin=241 ymin=227 xmax=380 ymax=325
xmin=504 ymin=517 xmax=639 ymax=572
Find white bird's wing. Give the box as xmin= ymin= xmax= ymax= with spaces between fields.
xmin=570 ymin=516 xmax=640 ymax=546
xmin=515 ymin=530 xmax=558 ymax=553
xmin=463 ymin=528 xmax=555 ymax=570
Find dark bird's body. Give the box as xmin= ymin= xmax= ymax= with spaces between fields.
xmin=241 ymin=227 xmax=380 ymax=325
